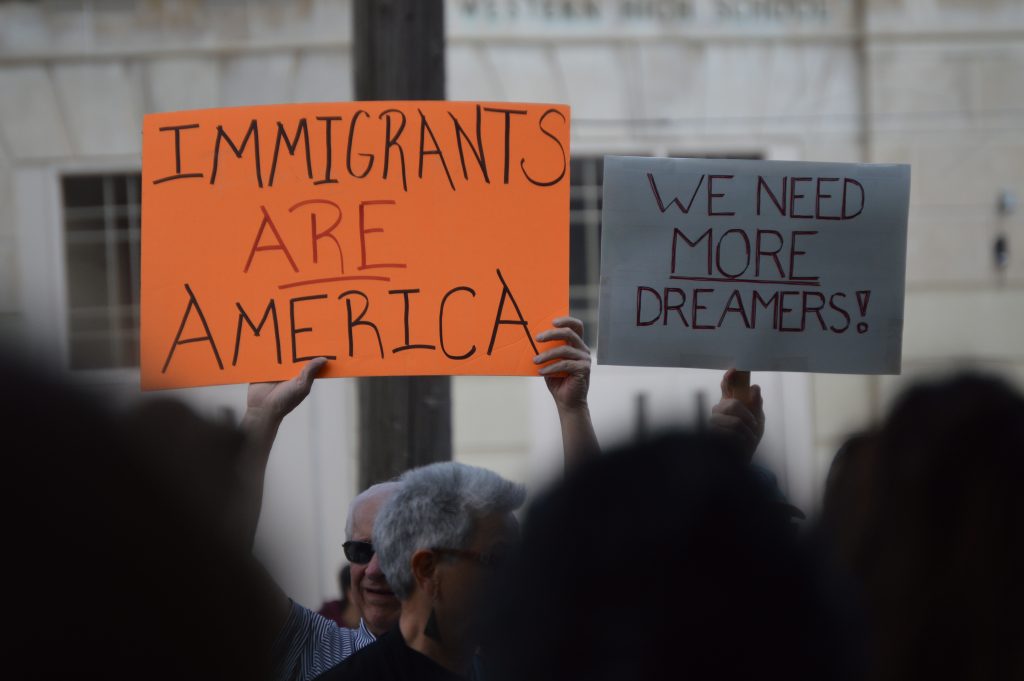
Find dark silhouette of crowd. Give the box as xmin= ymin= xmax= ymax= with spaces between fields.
xmin=4 ymin=320 xmax=1022 ymax=680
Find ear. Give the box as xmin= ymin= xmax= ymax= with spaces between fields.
xmin=410 ymin=549 xmax=439 ymax=595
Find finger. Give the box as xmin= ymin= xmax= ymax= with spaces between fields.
xmin=536 ymin=326 xmax=587 ymax=349
xmin=749 ymin=384 xmax=764 ymax=418
xmin=712 ymin=398 xmax=757 ymax=429
xmin=709 ymin=413 xmax=756 ymax=443
xmin=550 ymin=316 xmax=585 ymax=339
xmin=538 ymin=359 xmax=589 ymax=376
xmin=710 ymin=411 xmax=746 ymax=430
xmin=535 ymin=327 xmax=587 ymax=351
xmin=712 ymin=404 xmax=757 ymax=435
xmin=709 ymin=412 xmax=753 ymax=437
xmin=533 ymin=345 xmax=590 ymax=365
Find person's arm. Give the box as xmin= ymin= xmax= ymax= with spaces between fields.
xmin=708 ymin=368 xmax=765 ymax=462
xmin=238 ymin=357 xmax=328 ymax=549
xmin=534 ymin=317 xmax=599 ymax=468
xmin=238 ymin=359 xmax=378 ymax=681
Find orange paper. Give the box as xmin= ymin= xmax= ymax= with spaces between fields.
xmin=141 ymin=102 xmax=570 ymax=389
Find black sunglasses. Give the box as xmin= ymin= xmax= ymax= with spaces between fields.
xmin=343 ymin=540 xmax=375 ymax=565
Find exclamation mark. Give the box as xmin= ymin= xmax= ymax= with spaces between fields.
xmin=855 ymin=290 xmax=871 ymax=334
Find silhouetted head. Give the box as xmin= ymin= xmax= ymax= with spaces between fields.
xmin=483 ymin=430 xmax=856 ymax=681
xmin=835 ymin=373 xmax=1024 ymax=681
xmin=2 ymin=355 xmax=277 ymax=681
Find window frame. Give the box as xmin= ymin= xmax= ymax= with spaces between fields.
xmin=62 ymin=172 xmax=143 ymax=372
xmin=15 ymin=160 xmax=143 ymax=385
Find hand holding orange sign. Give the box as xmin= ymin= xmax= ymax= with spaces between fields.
xmin=141 ymin=102 xmax=570 ymax=389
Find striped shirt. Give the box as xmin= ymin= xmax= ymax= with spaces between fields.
xmin=272 ymin=601 xmax=377 ymax=681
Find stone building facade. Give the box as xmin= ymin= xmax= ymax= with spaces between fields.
xmin=1 ymin=0 xmax=1021 ymax=606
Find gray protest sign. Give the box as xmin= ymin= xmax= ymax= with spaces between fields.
xmin=597 ymin=156 xmax=910 ymax=374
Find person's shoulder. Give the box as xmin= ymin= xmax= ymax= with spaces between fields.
xmin=311 ymin=630 xmax=398 ymax=681
xmin=283 ymin=601 xmax=361 ymax=645
xmin=272 ymin=600 xmax=366 ymax=681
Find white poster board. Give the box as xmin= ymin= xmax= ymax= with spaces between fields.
xmin=597 ymin=157 xmax=911 ymax=374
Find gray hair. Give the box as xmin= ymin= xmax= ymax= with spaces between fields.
xmin=373 ymin=462 xmax=526 ymax=600
xmin=345 ymin=481 xmax=401 ymax=540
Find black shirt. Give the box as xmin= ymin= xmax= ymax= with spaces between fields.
xmin=312 ymin=627 xmax=469 ymax=681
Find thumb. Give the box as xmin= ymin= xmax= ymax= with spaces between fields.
xmin=297 ymin=356 xmax=329 ymax=391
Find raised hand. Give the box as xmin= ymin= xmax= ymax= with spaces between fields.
xmin=246 ymin=357 xmax=329 ymax=423
xmin=709 ymin=368 xmax=765 ymax=461
xmin=534 ymin=316 xmax=591 ymax=414
xmin=534 ymin=317 xmax=599 ymax=466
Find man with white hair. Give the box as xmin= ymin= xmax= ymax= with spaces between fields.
xmin=269 ymin=481 xmax=402 ymax=681
xmin=342 ymin=482 xmax=402 ymax=637
xmin=316 ymin=462 xmax=526 ymax=681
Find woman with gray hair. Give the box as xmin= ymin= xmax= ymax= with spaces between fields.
xmin=314 ymin=461 xmax=525 ymax=681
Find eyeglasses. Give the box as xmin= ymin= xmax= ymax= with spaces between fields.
xmin=432 ymin=547 xmax=509 ymax=569
xmin=343 ymin=540 xmax=374 ymax=565
xmin=344 ymin=542 xmax=511 ymax=568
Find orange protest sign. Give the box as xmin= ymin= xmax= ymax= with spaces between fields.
xmin=141 ymin=102 xmax=570 ymax=390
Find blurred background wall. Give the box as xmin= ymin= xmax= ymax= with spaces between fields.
xmin=0 ymin=0 xmax=1021 ymax=608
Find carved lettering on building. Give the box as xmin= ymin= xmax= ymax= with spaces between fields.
xmin=454 ymin=0 xmax=830 ymax=25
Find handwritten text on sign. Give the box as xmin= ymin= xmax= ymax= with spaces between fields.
xmin=141 ymin=102 xmax=570 ymax=389
xmin=597 ymin=157 xmax=910 ymax=374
